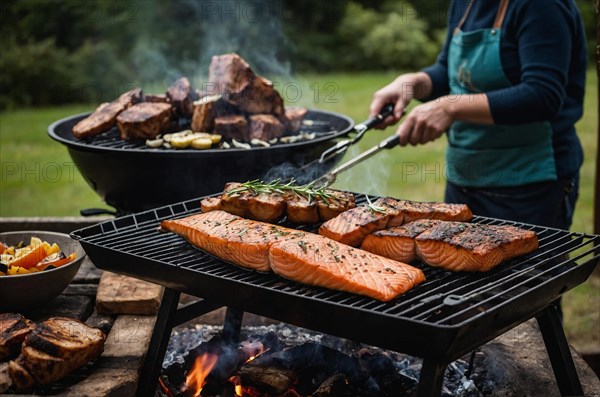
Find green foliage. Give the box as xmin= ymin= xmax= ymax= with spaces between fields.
xmin=338 ymin=2 xmax=442 ymax=70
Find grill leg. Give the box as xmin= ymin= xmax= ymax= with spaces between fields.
xmin=536 ymin=303 xmax=584 ymax=396
xmin=137 ymin=288 xmax=180 ymax=397
xmin=417 ymin=359 xmax=446 ymax=397
xmin=222 ymin=307 xmax=244 ymax=344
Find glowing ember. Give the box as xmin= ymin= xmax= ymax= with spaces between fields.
xmin=158 ymin=377 xmax=174 ymax=397
xmin=185 ymin=353 xmax=218 ymax=397
xmin=245 ymin=348 xmax=270 ymax=364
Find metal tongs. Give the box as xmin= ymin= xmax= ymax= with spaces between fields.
xmin=313 ymin=133 xmax=401 ymax=188
xmin=302 ymin=103 xmax=395 ymax=169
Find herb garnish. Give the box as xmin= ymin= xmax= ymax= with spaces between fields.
xmin=365 ymin=195 xmax=386 ymax=214
xmin=227 ymin=179 xmax=332 ymax=203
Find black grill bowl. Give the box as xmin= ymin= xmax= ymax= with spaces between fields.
xmin=48 ymin=109 xmax=354 ymax=213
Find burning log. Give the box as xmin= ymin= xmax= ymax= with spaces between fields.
xmin=167 ymin=77 xmax=199 ymax=118
xmin=312 ymin=374 xmax=353 ymax=397
xmin=238 ymin=364 xmax=295 ymax=395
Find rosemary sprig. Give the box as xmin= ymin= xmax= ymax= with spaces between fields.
xmin=365 ymin=195 xmax=386 ymax=214
xmin=227 ymin=178 xmax=332 ymax=202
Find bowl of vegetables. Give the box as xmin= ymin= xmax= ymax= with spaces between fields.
xmin=0 ymin=231 xmax=85 ymax=312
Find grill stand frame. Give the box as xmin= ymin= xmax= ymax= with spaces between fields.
xmin=136 ymin=290 xmax=583 ymax=397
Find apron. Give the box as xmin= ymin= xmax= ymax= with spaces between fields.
xmin=445 ymin=0 xmax=557 ymax=187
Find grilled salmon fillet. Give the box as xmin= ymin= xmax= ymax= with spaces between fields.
xmin=320 ymin=198 xmax=473 ymax=247
xmin=415 ymin=222 xmax=538 ymax=272
xmin=361 ymin=220 xmax=443 ymax=263
xmin=318 ymin=198 xmax=403 ymax=247
xmin=8 ymin=317 xmax=105 ymax=390
xmin=220 ymin=182 xmax=287 ymax=223
xmin=269 ymin=234 xmax=425 ymax=301
xmin=160 ymin=211 xmax=307 ymax=272
xmin=398 ymin=200 xmax=472 ymax=223
xmin=201 ymin=182 xmax=355 ymax=224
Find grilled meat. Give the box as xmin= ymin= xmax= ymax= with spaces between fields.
xmin=228 ymin=76 xmax=285 ymax=116
xmin=214 ymin=115 xmax=249 ymax=141
xmin=361 ymin=220 xmax=443 ymax=263
xmin=269 ymin=234 xmax=425 ymax=301
xmin=144 ymin=93 xmax=170 ymax=103
xmin=220 ymin=182 xmax=287 ymax=223
xmin=160 ymin=211 xmax=307 ymax=272
xmin=0 ymin=314 xmax=35 ymax=361
xmin=320 ymin=198 xmax=472 ymax=247
xmin=72 ymin=88 xmax=142 ymax=139
xmin=166 ymin=77 xmax=199 ymax=118
xmin=201 ymin=182 xmax=355 ymax=224
xmin=396 ymin=200 xmax=472 ymax=223
xmin=415 ymin=222 xmax=538 ymax=272
xmin=191 ymin=94 xmax=227 ymax=132
xmin=283 ymin=107 xmax=308 ymax=133
xmin=8 ymin=317 xmax=105 ymax=390
xmin=208 ymin=53 xmax=256 ymax=95
xmin=318 ymin=198 xmax=402 ymax=247
xmin=249 ymin=114 xmax=285 ymax=142
xmin=161 ymin=211 xmax=425 ymax=300
xmin=116 ymin=102 xmax=173 ymax=140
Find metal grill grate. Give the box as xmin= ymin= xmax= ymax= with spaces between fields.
xmin=73 ymin=193 xmax=600 ymax=359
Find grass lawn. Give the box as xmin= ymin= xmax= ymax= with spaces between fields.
xmin=0 ymin=70 xmax=598 ymax=351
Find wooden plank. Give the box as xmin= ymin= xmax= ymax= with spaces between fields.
xmin=96 ymin=272 xmax=163 ymax=315
xmin=0 ymin=217 xmax=111 ymax=234
xmin=58 ymin=368 xmax=138 ymax=397
xmin=72 ymin=258 xmax=103 ymax=284
xmin=96 ymin=315 xmax=157 ymax=371
xmin=26 ymin=295 xmax=93 ymax=322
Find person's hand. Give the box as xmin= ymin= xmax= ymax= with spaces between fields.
xmin=369 ymin=72 xmax=432 ymax=129
xmin=397 ymin=100 xmax=453 ymax=146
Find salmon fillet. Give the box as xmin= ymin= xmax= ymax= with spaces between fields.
xmin=318 ymin=198 xmax=403 ymax=247
xmin=200 ymin=196 xmax=222 ymax=212
xmin=319 ymin=198 xmax=473 ymax=248
xmin=361 ymin=220 xmax=443 ymax=263
xmin=160 ymin=211 xmax=307 ymax=272
xmin=269 ymin=234 xmax=425 ymax=301
xmin=316 ymin=190 xmax=356 ymax=221
xmin=415 ymin=222 xmax=538 ymax=272
xmin=398 ymin=200 xmax=472 ymax=223
xmin=285 ymin=194 xmax=320 ymax=224
xmin=220 ymin=182 xmax=287 ymax=223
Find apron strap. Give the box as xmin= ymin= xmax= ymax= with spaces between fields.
xmin=454 ymin=0 xmax=510 ymax=35
xmin=493 ymin=0 xmax=510 ymax=29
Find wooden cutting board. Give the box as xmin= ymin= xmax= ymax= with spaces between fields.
xmin=96 ymin=272 xmax=164 ymax=315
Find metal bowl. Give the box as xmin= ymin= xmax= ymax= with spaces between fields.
xmin=48 ymin=109 xmax=354 ymax=213
xmin=0 ymin=231 xmax=85 ymax=313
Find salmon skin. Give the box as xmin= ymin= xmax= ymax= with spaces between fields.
xmin=161 ymin=210 xmax=425 ymax=301
xmin=200 ymin=182 xmax=356 ymax=224
xmin=160 ymin=210 xmax=307 ymax=272
xmin=361 ymin=219 xmax=538 ymax=272
xmin=269 ymin=234 xmax=425 ymax=302
xmin=319 ymin=197 xmax=471 ymax=247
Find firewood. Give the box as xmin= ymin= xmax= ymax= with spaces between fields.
xmin=238 ymin=364 xmax=296 ymax=395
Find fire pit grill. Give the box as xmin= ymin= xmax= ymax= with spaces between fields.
xmin=71 ymin=194 xmax=600 ymax=397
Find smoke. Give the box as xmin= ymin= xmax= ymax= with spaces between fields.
xmin=130 ymin=0 xmax=291 ymax=91
xmin=262 ymin=161 xmax=332 ymax=185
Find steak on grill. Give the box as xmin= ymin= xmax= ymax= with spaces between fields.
xmin=208 ymin=53 xmax=255 ymax=95
xmin=249 ymin=114 xmax=285 ymax=141
xmin=284 ymin=107 xmax=308 ymax=133
xmin=214 ymin=115 xmax=249 ymax=141
xmin=8 ymin=317 xmax=105 ymax=390
xmin=228 ymin=76 xmax=285 ymax=116
xmin=166 ymin=77 xmax=199 ymax=118
xmin=71 ymin=88 xmax=142 ymax=139
xmin=220 ymin=182 xmax=287 ymax=223
xmin=0 ymin=314 xmax=35 ymax=361
xmin=116 ymin=102 xmax=173 ymax=140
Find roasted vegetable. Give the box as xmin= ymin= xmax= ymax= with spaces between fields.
xmin=1 ymin=237 xmax=77 ymax=277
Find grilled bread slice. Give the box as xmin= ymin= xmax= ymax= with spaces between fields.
xmin=0 ymin=314 xmax=35 ymax=361
xmin=8 ymin=317 xmax=105 ymax=390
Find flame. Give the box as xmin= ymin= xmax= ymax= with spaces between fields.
xmin=185 ymin=353 xmax=219 ymax=397
xmin=158 ymin=377 xmax=174 ymax=397
xmin=244 ymin=347 xmax=270 ymax=364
